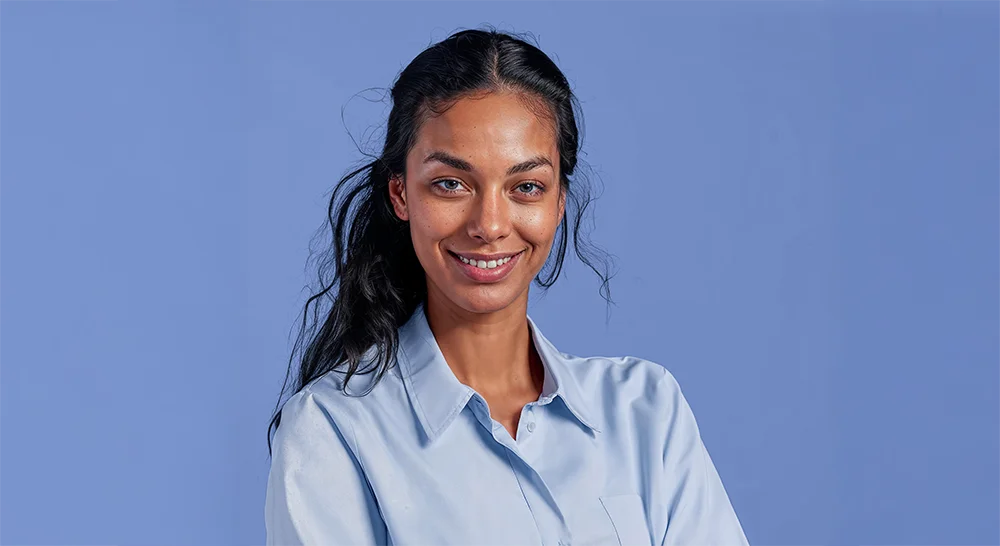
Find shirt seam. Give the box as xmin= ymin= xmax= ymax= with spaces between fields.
xmin=502 ymin=448 xmax=545 ymax=545
xmin=343 ymin=402 xmax=391 ymax=544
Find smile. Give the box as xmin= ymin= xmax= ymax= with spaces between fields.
xmin=448 ymin=250 xmax=525 ymax=283
xmin=453 ymin=252 xmax=519 ymax=269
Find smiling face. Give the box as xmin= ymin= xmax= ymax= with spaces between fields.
xmin=388 ymin=90 xmax=565 ymax=315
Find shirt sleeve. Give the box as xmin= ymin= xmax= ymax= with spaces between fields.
xmin=264 ymin=389 xmax=388 ymax=546
xmin=659 ymin=371 xmax=750 ymax=546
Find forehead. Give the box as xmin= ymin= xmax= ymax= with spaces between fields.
xmin=410 ymin=92 xmax=558 ymax=168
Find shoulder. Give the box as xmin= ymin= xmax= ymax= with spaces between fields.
xmin=560 ymin=349 xmax=677 ymax=393
xmin=276 ymin=356 xmax=410 ymax=441
xmin=284 ymin=366 xmax=382 ymax=412
xmin=273 ymin=380 xmax=354 ymax=448
xmin=557 ymin=350 xmax=689 ymax=421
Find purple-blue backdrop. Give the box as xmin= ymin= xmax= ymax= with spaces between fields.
xmin=2 ymin=2 xmax=997 ymax=545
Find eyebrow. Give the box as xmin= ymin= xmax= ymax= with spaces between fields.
xmin=423 ymin=151 xmax=553 ymax=176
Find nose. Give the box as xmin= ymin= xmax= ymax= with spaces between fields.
xmin=467 ymin=187 xmax=511 ymax=244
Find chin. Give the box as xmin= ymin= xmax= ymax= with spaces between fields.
xmin=449 ymin=287 xmax=524 ymax=315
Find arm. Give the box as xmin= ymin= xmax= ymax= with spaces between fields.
xmin=659 ymin=371 xmax=749 ymax=546
xmin=265 ymin=390 xmax=387 ymax=546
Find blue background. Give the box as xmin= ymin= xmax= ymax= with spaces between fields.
xmin=2 ymin=1 xmax=997 ymax=545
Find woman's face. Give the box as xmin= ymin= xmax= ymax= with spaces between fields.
xmin=388 ymin=90 xmax=565 ymax=315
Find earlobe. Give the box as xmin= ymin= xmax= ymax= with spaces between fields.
xmin=389 ymin=175 xmax=409 ymax=222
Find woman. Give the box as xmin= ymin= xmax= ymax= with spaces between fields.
xmin=265 ymin=27 xmax=749 ymax=546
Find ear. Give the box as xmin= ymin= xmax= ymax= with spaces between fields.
xmin=388 ymin=174 xmax=409 ymax=222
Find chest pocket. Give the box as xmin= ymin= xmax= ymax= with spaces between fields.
xmin=599 ymin=494 xmax=652 ymax=546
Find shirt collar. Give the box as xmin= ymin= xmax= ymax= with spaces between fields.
xmin=396 ymin=302 xmax=601 ymax=443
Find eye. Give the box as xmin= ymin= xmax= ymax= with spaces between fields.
xmin=432 ymin=179 xmax=465 ymax=194
xmin=516 ymin=182 xmax=544 ymax=196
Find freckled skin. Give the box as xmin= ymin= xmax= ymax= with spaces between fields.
xmin=388 ymin=91 xmax=566 ymax=316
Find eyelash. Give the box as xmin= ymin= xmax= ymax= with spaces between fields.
xmin=433 ymin=179 xmax=545 ymax=196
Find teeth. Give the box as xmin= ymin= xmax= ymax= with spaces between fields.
xmin=458 ymin=253 xmax=517 ymax=269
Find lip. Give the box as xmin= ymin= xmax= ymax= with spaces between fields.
xmin=448 ymin=249 xmax=525 ymax=283
xmin=450 ymin=250 xmax=523 ymax=262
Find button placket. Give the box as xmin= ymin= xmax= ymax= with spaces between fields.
xmin=519 ymin=404 xmax=538 ymax=442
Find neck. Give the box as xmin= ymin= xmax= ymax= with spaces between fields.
xmin=423 ymin=291 xmax=543 ymax=399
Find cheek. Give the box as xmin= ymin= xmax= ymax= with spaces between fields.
xmin=407 ymin=198 xmax=464 ymax=250
xmin=516 ymin=207 xmax=561 ymax=246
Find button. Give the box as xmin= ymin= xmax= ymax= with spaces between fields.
xmin=526 ymin=421 xmax=536 ymax=433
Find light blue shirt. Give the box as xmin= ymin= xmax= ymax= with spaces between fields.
xmin=265 ymin=303 xmax=749 ymax=546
